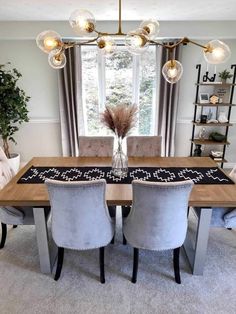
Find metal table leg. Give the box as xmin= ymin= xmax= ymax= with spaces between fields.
xmin=33 ymin=207 xmax=57 ymax=274
xmin=183 ymin=207 xmax=212 ymax=275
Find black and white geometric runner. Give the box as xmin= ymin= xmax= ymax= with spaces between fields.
xmin=17 ymin=166 xmax=234 ymax=185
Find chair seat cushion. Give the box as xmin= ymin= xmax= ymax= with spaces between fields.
xmin=224 ymin=209 xmax=236 ymax=228
xmin=194 ymin=207 xmax=235 ymax=228
xmin=0 ymin=206 xmax=51 ymax=225
xmin=0 ymin=206 xmax=25 ymax=225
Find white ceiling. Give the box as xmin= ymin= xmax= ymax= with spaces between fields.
xmin=0 ymin=0 xmax=236 ymax=21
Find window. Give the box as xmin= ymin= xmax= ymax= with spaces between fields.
xmin=81 ymin=46 xmax=157 ymax=136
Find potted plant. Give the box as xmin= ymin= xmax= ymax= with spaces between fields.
xmin=0 ymin=63 xmax=30 ymax=173
xmin=218 ymin=69 xmax=233 ymax=83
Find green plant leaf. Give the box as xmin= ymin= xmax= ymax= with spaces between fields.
xmin=0 ymin=63 xmax=30 ymax=155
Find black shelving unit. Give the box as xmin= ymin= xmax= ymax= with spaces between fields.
xmin=190 ymin=64 xmax=236 ymax=168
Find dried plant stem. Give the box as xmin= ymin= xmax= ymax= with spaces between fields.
xmin=101 ymin=104 xmax=138 ymax=138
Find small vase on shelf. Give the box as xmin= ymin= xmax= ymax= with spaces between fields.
xmin=193 ymin=144 xmax=202 ymax=157
xmin=112 ymin=136 xmax=128 ymax=177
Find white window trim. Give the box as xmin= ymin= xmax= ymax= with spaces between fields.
xmin=97 ymin=50 xmax=106 ymax=111
xmin=82 ymin=45 xmax=157 ymax=136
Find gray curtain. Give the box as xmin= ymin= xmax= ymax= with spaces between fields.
xmin=58 ymin=46 xmax=85 ymax=156
xmin=157 ymin=42 xmax=182 ymax=157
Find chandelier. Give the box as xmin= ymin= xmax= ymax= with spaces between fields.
xmin=36 ymin=0 xmax=231 ymax=84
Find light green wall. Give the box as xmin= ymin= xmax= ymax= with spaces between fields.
xmin=0 ymin=21 xmax=235 ymax=164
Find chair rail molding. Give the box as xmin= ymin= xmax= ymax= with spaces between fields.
xmin=29 ymin=118 xmax=60 ymax=124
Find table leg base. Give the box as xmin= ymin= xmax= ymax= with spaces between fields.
xmin=33 ymin=207 xmax=57 ymax=274
xmin=183 ymin=207 xmax=212 ymax=276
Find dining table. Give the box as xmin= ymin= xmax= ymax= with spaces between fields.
xmin=0 ymin=156 xmax=236 ymax=276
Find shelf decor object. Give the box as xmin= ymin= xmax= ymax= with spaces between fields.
xmin=218 ymin=69 xmax=233 ymax=83
xmin=36 ymin=0 xmax=231 ymax=84
xmin=190 ymin=64 xmax=236 ymax=168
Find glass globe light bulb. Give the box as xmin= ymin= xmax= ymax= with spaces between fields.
xmin=69 ymin=9 xmax=96 ymax=35
xmin=36 ymin=30 xmax=62 ymax=54
xmin=125 ymin=28 xmax=149 ymax=55
xmin=97 ymin=36 xmax=117 ymax=56
xmin=204 ymin=40 xmax=231 ymax=64
xmin=139 ymin=19 xmax=160 ymax=39
xmin=167 ymin=67 xmax=178 ymax=78
xmin=48 ymin=51 xmax=67 ymax=69
xmin=162 ymin=60 xmax=183 ymax=84
xmin=131 ymin=35 xmax=144 ymax=48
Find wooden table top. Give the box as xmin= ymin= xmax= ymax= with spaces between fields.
xmin=0 ymin=156 xmax=236 ymax=207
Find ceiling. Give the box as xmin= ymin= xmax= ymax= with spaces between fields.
xmin=0 ymin=0 xmax=235 ymax=21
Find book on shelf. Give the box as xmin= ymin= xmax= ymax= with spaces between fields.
xmin=209 ymin=154 xmax=223 ymax=161
xmin=214 ymin=85 xmax=230 ymax=103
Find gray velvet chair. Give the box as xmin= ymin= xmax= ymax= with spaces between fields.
xmin=79 ymin=136 xmax=114 ymax=157
xmin=123 ymin=180 xmax=193 ymax=284
xmin=193 ymin=166 xmax=236 ymax=229
xmin=78 ymin=135 xmax=116 ymax=230
xmin=0 ymin=147 xmax=51 ymax=249
xmin=127 ymin=135 xmax=162 ymax=157
xmin=122 ymin=135 xmax=162 ymax=244
xmin=45 ymin=179 xmax=115 ymax=282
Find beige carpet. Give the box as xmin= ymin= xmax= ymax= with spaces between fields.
xmin=0 ymin=208 xmax=236 ymax=314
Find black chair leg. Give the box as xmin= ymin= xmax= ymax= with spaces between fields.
xmin=132 ymin=248 xmax=139 ymax=283
xmin=99 ymin=247 xmax=105 ymax=284
xmin=13 ymin=225 xmax=17 ymax=229
xmin=0 ymin=223 xmax=7 ymax=249
xmin=173 ymin=247 xmax=181 ymax=284
xmin=54 ymin=247 xmax=64 ymax=281
xmin=123 ymin=234 xmax=127 ymax=245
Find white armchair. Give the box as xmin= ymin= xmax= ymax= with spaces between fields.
xmin=0 ymin=147 xmax=50 ymax=249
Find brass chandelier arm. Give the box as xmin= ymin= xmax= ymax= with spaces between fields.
xmin=36 ymin=0 xmax=231 ymax=79
xmin=93 ymin=0 xmax=126 ymax=36
xmin=186 ymin=38 xmax=210 ymax=51
xmin=63 ymin=35 xmax=210 ymax=53
xmin=118 ymin=0 xmax=122 ymax=34
xmin=149 ymin=37 xmax=187 ymax=49
xmin=63 ymin=35 xmax=100 ymax=48
xmin=150 ymin=36 xmax=209 ymax=52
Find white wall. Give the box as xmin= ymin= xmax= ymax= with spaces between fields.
xmin=176 ymin=40 xmax=236 ymax=166
xmin=0 ymin=38 xmax=62 ymax=161
xmin=0 ymin=21 xmax=235 ymax=165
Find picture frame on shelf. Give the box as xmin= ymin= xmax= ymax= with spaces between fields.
xmin=201 ymin=106 xmax=217 ymax=121
xmin=213 ymin=85 xmax=230 ymax=103
xmin=199 ymin=93 xmax=209 ymax=103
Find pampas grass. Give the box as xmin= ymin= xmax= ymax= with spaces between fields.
xmin=101 ymin=104 xmax=138 ymax=138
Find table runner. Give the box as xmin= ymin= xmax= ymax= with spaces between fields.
xmin=17 ymin=166 xmax=234 ymax=185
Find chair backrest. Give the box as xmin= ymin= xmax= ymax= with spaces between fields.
xmin=79 ymin=136 xmax=114 ymax=157
xmin=45 ymin=179 xmax=114 ymax=250
xmin=127 ymin=136 xmax=162 ymax=157
xmin=229 ymin=165 xmax=236 ymax=182
xmin=0 ymin=147 xmax=15 ymax=190
xmin=123 ymin=180 xmax=193 ymax=251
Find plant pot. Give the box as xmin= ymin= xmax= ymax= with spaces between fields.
xmin=7 ymin=153 xmax=20 ymax=174
xmin=221 ymin=79 xmax=227 ymax=84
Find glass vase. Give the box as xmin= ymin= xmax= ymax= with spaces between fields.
xmin=112 ymin=136 xmax=128 ymax=177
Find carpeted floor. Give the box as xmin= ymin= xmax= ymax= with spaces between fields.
xmin=0 ymin=208 xmax=236 ymax=314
